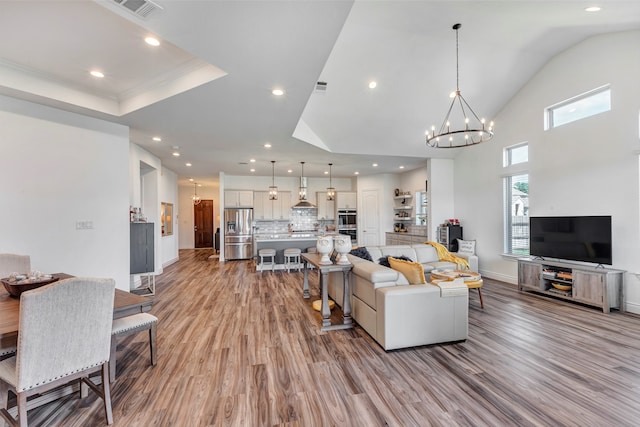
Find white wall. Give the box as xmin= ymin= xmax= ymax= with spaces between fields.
xmin=429 ymin=159 xmax=455 ymax=239
xmin=160 ymin=167 xmax=179 ymax=267
xmin=0 ymin=95 xmax=131 ymax=290
xmin=454 ymin=30 xmax=640 ymax=312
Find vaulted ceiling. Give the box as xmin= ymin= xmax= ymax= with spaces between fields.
xmin=1 ymin=0 xmax=639 ymax=186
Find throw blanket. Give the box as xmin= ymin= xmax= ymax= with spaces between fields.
xmin=433 ymin=278 xmax=468 ymax=297
xmin=424 ymin=241 xmax=469 ymax=270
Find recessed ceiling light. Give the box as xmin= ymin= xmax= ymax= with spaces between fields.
xmin=585 ymin=6 xmax=601 ymax=12
xmin=250 ymin=159 xmax=256 ymax=163
xmin=288 ymin=169 xmax=293 ymax=173
xmin=354 ymin=171 xmax=359 ymax=175
xmin=152 ymin=136 xmax=162 ymax=142
xmin=369 ymin=81 xmax=377 ymax=89
xmin=250 ymin=168 xmax=256 ymax=172
xmin=172 ymin=151 xmax=180 ymax=157
xmin=90 ymin=70 xmax=104 ymax=78
xmin=399 ymin=165 xmax=405 ymax=169
xmin=264 ymin=143 xmax=272 ymax=148
xmin=324 ymin=171 xmax=329 ymax=175
xmin=272 ymin=88 xmax=285 ymax=96
xmin=145 ymin=36 xmax=160 ymax=46
xmin=372 ymin=163 xmax=378 ymax=167
xmin=186 ymin=163 xmax=192 ymax=167
xmin=189 ymin=178 xmax=194 ymax=182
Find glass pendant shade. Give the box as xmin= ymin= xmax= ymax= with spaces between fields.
xmin=192 ymin=183 xmax=201 ymax=205
xmin=326 ymin=163 xmax=335 ymax=201
xmin=299 ymin=161 xmax=308 ymax=201
xmin=269 ymin=160 xmax=278 ymax=200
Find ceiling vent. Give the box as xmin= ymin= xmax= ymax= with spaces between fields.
xmin=111 ymin=0 xmax=163 ymax=19
xmin=315 ymin=81 xmax=328 ymax=93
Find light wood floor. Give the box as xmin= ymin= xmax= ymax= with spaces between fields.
xmin=24 ymin=249 xmax=640 ymax=426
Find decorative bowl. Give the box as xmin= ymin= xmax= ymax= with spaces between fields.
xmin=551 ymin=282 xmax=572 ymax=292
xmin=1 ymin=276 xmax=60 ymax=298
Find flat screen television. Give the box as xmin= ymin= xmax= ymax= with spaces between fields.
xmin=529 ymin=216 xmax=612 ymax=265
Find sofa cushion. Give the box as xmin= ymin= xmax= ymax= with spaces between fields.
xmin=349 ymin=246 xmax=373 ymax=261
xmin=378 ymin=246 xmax=417 ymax=260
xmin=388 ymin=257 xmax=426 ymax=284
xmin=352 ymin=261 xmax=398 ymax=283
xmin=411 ymin=244 xmax=440 ymax=264
xmin=378 ymin=255 xmax=412 ymax=268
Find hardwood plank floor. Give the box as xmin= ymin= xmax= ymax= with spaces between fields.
xmin=23 ymin=249 xmax=640 ymax=426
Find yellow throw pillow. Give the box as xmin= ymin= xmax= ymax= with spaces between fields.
xmin=388 ymin=256 xmax=426 ymax=285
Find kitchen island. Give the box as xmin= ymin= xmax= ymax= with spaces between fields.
xmin=254 ymin=233 xmax=337 ymax=271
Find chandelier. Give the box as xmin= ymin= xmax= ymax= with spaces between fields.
xmin=269 ymin=160 xmax=278 ymax=200
xmin=426 ymin=23 xmax=494 ymax=148
xmin=326 ymin=163 xmax=335 ymax=201
xmin=192 ymin=183 xmax=201 ymax=205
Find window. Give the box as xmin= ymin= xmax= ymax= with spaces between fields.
xmin=504 ymin=174 xmax=529 ymax=255
xmin=545 ymin=85 xmax=610 ymax=130
xmin=504 ymin=142 xmax=528 ymax=167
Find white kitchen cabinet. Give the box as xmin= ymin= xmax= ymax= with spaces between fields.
xmin=336 ymin=191 xmax=356 ymax=210
xmin=316 ymin=192 xmax=335 ymax=220
xmin=253 ymin=191 xmax=268 ymax=220
xmin=253 ymin=191 xmax=291 ymax=220
xmin=273 ymin=191 xmax=292 ymax=220
xmin=225 ymin=190 xmax=253 ymax=208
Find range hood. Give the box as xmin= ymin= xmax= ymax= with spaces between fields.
xmin=293 ymin=177 xmax=316 ymax=209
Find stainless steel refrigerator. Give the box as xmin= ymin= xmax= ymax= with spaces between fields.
xmin=224 ymin=208 xmax=253 ymax=260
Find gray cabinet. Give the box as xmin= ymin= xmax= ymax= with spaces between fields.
xmin=517 ymin=258 xmax=624 ymax=313
xmin=131 ymin=223 xmax=154 ymax=274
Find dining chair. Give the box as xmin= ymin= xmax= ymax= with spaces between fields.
xmin=0 ymin=254 xmax=31 ymax=360
xmin=110 ymin=313 xmax=157 ymax=382
xmin=0 ymin=277 xmax=116 ymax=427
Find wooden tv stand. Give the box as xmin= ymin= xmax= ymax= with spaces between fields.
xmin=517 ymin=257 xmax=625 ymax=313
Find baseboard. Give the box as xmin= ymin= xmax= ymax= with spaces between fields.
xmin=624 ymin=301 xmax=640 ymax=315
xmin=162 ymin=257 xmax=178 ymax=268
xmin=479 ymin=269 xmax=517 ymax=285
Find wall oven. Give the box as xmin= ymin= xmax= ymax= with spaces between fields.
xmin=338 ymin=209 xmax=357 ymax=244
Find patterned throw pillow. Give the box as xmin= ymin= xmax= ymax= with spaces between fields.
xmin=457 ymin=239 xmax=476 ymax=255
xmin=378 ymin=255 xmax=413 ymax=268
xmin=349 ymin=247 xmax=373 ymax=261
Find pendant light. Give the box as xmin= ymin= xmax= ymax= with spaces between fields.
xmin=425 ymin=23 xmax=494 ymax=148
xmin=192 ymin=183 xmax=201 ymax=205
xmin=268 ymin=160 xmax=278 ymax=200
xmin=298 ymin=161 xmax=307 ymax=201
xmin=326 ymin=163 xmax=335 ymax=201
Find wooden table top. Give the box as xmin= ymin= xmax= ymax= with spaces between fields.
xmin=301 ymin=252 xmax=353 ymax=271
xmin=430 ymin=269 xmax=481 ymax=281
xmin=0 ymin=274 xmax=152 ymax=338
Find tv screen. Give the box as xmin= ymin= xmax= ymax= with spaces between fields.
xmin=529 ymin=216 xmax=612 ymax=265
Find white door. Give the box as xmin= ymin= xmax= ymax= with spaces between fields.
xmin=361 ymin=189 xmax=380 ymax=246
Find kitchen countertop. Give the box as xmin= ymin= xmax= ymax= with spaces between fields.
xmin=254 ymin=232 xmax=338 ymax=242
xmin=386 ymin=232 xmax=428 ymax=238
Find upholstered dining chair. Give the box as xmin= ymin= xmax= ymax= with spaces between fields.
xmin=0 ymin=254 xmax=31 ymax=360
xmin=0 ymin=277 xmax=116 ymax=426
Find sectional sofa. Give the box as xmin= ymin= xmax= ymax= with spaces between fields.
xmin=327 ymin=244 xmax=477 ymax=350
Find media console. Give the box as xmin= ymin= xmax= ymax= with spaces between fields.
xmin=517 ymin=258 xmax=625 ymax=313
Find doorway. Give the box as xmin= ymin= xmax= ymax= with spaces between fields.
xmin=194 ymin=200 xmax=214 ymax=248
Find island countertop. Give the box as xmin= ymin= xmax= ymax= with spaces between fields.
xmin=254 ymin=232 xmax=338 ymax=242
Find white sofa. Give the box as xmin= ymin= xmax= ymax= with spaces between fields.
xmin=327 ymin=244 xmax=476 ymax=350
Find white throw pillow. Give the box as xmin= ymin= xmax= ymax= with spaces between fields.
xmin=457 ymin=239 xmax=476 ymax=255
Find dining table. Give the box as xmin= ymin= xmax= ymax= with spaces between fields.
xmin=0 ymin=273 xmax=153 ymax=412
xmin=0 ymin=273 xmax=153 ymax=340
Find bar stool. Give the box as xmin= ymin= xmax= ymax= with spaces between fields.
xmin=284 ymin=248 xmax=302 ymax=272
xmin=258 ymin=248 xmax=276 ymax=273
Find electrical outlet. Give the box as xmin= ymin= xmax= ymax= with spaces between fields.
xmin=76 ymin=221 xmax=94 ymax=230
